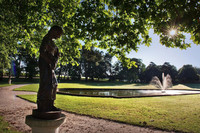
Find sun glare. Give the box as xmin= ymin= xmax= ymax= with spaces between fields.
xmin=169 ymin=29 xmax=177 ymax=36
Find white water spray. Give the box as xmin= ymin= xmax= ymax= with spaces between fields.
xmin=150 ymin=73 xmax=173 ymax=93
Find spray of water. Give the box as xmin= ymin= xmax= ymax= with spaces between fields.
xmin=150 ymin=73 xmax=173 ymax=93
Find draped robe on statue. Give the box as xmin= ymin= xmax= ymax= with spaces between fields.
xmin=37 ymin=35 xmax=60 ymax=112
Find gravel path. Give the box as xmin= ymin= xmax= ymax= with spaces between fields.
xmin=0 ymin=85 xmax=174 ymax=133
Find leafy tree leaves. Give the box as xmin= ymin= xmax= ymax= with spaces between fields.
xmin=1 ymin=0 xmax=199 ymax=71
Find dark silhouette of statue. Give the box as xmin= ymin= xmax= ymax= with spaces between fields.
xmin=37 ymin=26 xmax=63 ymax=113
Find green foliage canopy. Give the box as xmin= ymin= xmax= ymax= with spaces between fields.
xmin=1 ymin=0 xmax=199 ymax=70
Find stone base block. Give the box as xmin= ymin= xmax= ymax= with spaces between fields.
xmin=32 ymin=109 xmax=61 ymax=120
xmin=25 ymin=113 xmax=66 ymax=133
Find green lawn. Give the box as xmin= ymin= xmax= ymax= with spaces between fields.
xmin=0 ymin=84 xmax=11 ymax=87
xmin=15 ymin=83 xmax=200 ymax=133
xmin=13 ymin=82 xmax=196 ymax=92
xmin=0 ymin=116 xmax=20 ymax=133
xmin=0 ymin=81 xmax=12 ymax=87
xmin=18 ymin=94 xmax=200 ymax=133
xmin=0 ymin=81 xmax=33 ymax=88
xmin=14 ymin=84 xmax=39 ymax=92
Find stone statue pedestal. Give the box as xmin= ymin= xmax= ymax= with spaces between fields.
xmin=25 ymin=113 xmax=66 ymax=133
xmin=32 ymin=109 xmax=61 ymax=120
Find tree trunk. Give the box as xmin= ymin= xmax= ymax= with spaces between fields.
xmin=91 ymin=76 xmax=94 ymax=81
xmin=85 ymin=76 xmax=88 ymax=81
xmin=8 ymin=69 xmax=12 ymax=84
xmin=0 ymin=67 xmax=3 ymax=81
xmin=64 ymin=72 xmax=66 ymax=80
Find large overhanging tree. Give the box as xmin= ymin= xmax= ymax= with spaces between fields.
xmin=1 ymin=0 xmax=199 ymax=71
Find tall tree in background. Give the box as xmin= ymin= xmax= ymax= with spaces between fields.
xmin=111 ymin=58 xmax=145 ymax=82
xmin=111 ymin=61 xmax=122 ymax=81
xmin=94 ymin=53 xmax=113 ymax=80
xmin=178 ymin=65 xmax=199 ymax=83
xmin=119 ymin=58 xmax=145 ymax=82
xmin=195 ymin=67 xmax=200 ymax=75
xmin=81 ymin=47 xmax=103 ymax=81
xmin=142 ymin=62 xmax=178 ymax=83
xmin=67 ymin=63 xmax=81 ymax=80
xmin=104 ymin=53 xmax=113 ymax=79
xmin=24 ymin=54 xmax=38 ymax=79
xmin=161 ymin=62 xmax=178 ymax=83
xmin=142 ymin=62 xmax=161 ymax=83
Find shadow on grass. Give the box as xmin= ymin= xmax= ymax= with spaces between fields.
xmin=77 ymin=82 xmax=128 ymax=86
xmin=1 ymin=78 xmax=149 ymax=88
xmin=59 ymin=80 xmax=129 ymax=86
xmin=61 ymin=81 xmax=148 ymax=87
xmin=133 ymin=83 xmax=149 ymax=86
xmin=183 ymin=83 xmax=200 ymax=89
xmin=0 ymin=78 xmax=39 ymax=84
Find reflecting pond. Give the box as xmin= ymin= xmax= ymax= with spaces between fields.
xmin=58 ymin=89 xmax=200 ymax=97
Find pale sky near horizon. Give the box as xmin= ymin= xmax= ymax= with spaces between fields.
xmin=81 ymin=29 xmax=200 ymax=70
xmin=124 ymin=29 xmax=200 ymax=70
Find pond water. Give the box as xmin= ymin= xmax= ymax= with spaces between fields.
xmin=58 ymin=89 xmax=200 ymax=98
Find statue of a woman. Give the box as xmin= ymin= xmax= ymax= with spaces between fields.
xmin=37 ymin=26 xmax=63 ymax=112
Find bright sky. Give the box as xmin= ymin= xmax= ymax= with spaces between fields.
xmin=126 ymin=29 xmax=200 ymax=69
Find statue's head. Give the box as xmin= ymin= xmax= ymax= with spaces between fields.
xmin=48 ymin=25 xmax=63 ymax=39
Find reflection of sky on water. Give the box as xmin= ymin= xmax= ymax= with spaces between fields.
xmin=61 ymin=89 xmax=200 ymax=97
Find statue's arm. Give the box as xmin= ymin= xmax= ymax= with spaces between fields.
xmin=54 ymin=48 xmax=60 ymax=61
xmin=51 ymin=48 xmax=60 ymax=69
xmin=40 ymin=44 xmax=54 ymax=67
xmin=40 ymin=51 xmax=52 ymax=65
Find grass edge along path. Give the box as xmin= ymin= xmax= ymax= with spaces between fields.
xmin=0 ymin=116 xmax=21 ymax=133
xmin=0 ymin=84 xmax=12 ymax=88
xmin=18 ymin=93 xmax=200 ymax=133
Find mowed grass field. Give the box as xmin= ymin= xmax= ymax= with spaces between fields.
xmin=15 ymin=82 xmax=200 ymax=133
xmin=13 ymin=82 xmax=197 ymax=92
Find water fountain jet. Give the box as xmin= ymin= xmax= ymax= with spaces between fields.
xmin=150 ymin=73 xmax=172 ymax=93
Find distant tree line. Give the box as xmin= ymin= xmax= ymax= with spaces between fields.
xmin=1 ymin=47 xmax=199 ymax=83
xmin=141 ymin=62 xmax=199 ymax=83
